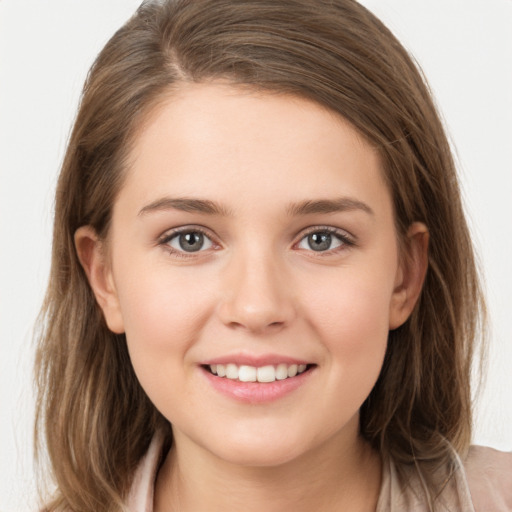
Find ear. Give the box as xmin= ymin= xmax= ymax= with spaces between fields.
xmin=389 ymin=222 xmax=429 ymax=330
xmin=74 ymin=226 xmax=125 ymax=334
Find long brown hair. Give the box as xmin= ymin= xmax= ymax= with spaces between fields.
xmin=34 ymin=1 xmax=485 ymax=510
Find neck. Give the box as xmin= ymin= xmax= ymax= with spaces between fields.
xmin=154 ymin=422 xmax=382 ymax=512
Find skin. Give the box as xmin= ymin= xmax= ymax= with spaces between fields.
xmin=76 ymin=83 xmax=428 ymax=511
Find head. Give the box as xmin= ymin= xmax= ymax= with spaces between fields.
xmin=35 ymin=1 xmax=484 ymax=510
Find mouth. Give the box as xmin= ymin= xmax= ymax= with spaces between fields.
xmin=202 ymin=363 xmax=315 ymax=383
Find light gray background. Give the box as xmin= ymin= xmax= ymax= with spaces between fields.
xmin=1 ymin=1 xmax=511 ymax=510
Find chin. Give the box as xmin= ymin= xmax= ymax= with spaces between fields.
xmin=194 ymin=425 xmax=310 ymax=468
xmin=214 ymin=443 xmax=304 ymax=468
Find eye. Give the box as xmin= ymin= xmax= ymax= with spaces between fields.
xmin=296 ymin=229 xmax=351 ymax=252
xmin=165 ymin=230 xmax=213 ymax=253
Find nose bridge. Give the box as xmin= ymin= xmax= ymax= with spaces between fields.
xmin=218 ymin=241 xmax=295 ymax=333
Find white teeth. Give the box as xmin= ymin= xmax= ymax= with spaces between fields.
xmin=275 ymin=363 xmax=289 ymax=380
xmin=287 ymin=364 xmax=298 ymax=377
xmin=226 ymin=364 xmax=238 ymax=379
xmin=257 ymin=365 xmax=276 ymax=383
xmin=207 ymin=363 xmax=309 ymax=382
xmin=238 ymin=365 xmax=257 ymax=382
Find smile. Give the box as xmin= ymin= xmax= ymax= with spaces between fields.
xmin=207 ymin=363 xmax=309 ymax=383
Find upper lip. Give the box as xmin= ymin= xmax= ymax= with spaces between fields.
xmin=200 ymin=353 xmax=312 ymax=367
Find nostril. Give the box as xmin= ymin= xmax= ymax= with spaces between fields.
xmin=224 ymin=319 xmax=286 ymax=334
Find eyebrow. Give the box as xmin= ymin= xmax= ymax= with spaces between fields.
xmin=138 ymin=197 xmax=232 ymax=217
xmin=286 ymin=197 xmax=374 ymax=216
xmin=138 ymin=196 xmax=374 ymax=217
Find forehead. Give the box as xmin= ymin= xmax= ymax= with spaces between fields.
xmin=119 ymin=82 xmax=391 ymax=218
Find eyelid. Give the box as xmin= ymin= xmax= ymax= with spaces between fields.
xmin=293 ymin=225 xmax=356 ymax=251
xmin=158 ymin=225 xmax=220 ymax=257
xmin=156 ymin=224 xmax=355 ymax=257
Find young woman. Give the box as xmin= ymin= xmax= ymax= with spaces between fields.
xmin=34 ymin=1 xmax=511 ymax=511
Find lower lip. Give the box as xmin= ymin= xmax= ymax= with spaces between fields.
xmin=201 ymin=366 xmax=314 ymax=404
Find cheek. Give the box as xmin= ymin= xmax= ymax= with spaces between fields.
xmin=306 ymin=280 xmax=391 ymax=428
xmin=307 ymin=271 xmax=393 ymax=342
xmin=116 ymin=259 xmax=213 ymax=337
xmin=112 ymin=258 xmax=217 ymax=385
xmin=301 ymin=265 xmax=394 ymax=387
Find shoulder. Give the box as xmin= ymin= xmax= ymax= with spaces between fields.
xmin=378 ymin=445 xmax=512 ymax=512
xmin=462 ymin=445 xmax=512 ymax=512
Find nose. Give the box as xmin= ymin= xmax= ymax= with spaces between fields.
xmin=216 ymin=247 xmax=296 ymax=334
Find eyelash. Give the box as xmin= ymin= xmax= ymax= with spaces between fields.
xmin=158 ymin=225 xmax=355 ymax=258
xmin=158 ymin=226 xmax=216 ymax=259
xmin=294 ymin=226 xmax=355 ymax=255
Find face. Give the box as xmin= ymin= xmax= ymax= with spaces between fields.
xmin=78 ymin=83 xmax=426 ymax=468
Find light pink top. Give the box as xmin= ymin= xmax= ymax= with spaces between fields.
xmin=126 ymin=432 xmax=512 ymax=511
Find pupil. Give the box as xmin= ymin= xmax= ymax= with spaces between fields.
xmin=308 ymin=232 xmax=331 ymax=251
xmin=179 ymin=232 xmax=204 ymax=252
